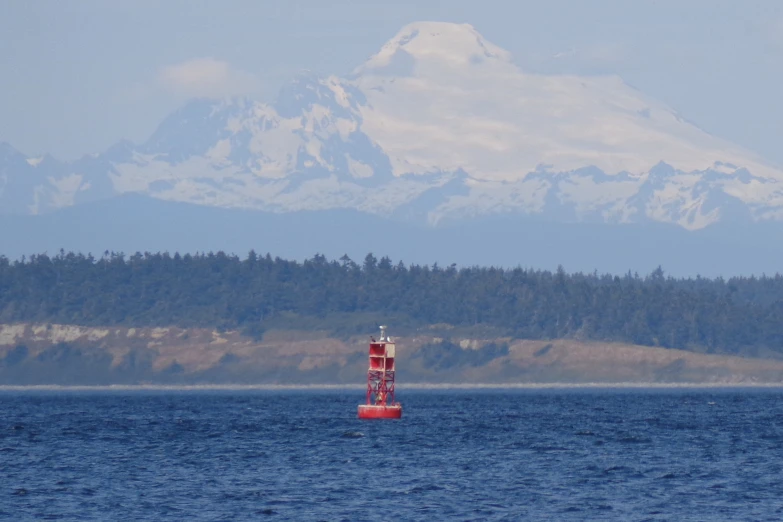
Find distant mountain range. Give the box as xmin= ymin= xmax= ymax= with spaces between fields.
xmin=3 ymin=21 xmax=783 ymax=275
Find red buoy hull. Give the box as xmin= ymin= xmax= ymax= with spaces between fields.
xmin=357 ymin=404 xmax=402 ymax=419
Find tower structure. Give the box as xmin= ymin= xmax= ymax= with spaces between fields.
xmin=357 ymin=325 xmax=402 ymax=419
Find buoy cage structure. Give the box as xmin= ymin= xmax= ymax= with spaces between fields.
xmin=358 ymin=325 xmax=402 ymax=419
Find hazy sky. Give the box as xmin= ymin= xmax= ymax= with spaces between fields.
xmin=2 ymin=0 xmax=782 ymax=165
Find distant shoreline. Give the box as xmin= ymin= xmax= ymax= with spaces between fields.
xmin=2 ymin=382 xmax=783 ymax=392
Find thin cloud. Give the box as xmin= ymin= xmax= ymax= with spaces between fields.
xmin=156 ymin=57 xmax=262 ymax=98
xmin=551 ymin=43 xmax=630 ymax=68
xmin=520 ymin=43 xmax=631 ymax=75
xmin=771 ymin=17 xmax=783 ymax=47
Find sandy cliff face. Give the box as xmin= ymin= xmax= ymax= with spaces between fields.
xmin=1 ymin=323 xmax=783 ymax=385
xmin=0 ymin=324 xmax=365 ymax=385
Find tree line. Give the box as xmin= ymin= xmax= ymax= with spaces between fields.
xmin=2 ymin=250 xmax=783 ymax=356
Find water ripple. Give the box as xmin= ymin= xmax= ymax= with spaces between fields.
xmin=1 ymin=389 xmax=783 ymax=520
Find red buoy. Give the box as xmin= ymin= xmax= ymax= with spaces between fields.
xmin=358 ymin=325 xmax=402 ymax=419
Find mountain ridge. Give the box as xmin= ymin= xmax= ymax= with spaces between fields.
xmin=2 ymin=21 xmax=783 ymax=234
xmin=6 ymin=192 xmax=783 ymax=278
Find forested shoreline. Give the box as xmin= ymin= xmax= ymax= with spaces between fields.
xmin=2 ymin=250 xmax=783 ymax=356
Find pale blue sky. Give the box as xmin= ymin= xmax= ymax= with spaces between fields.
xmin=1 ymin=0 xmax=782 ymax=165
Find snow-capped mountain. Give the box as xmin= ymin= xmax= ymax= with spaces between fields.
xmin=2 ymin=21 xmax=783 ymax=231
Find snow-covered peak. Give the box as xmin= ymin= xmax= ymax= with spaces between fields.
xmin=347 ymin=23 xmax=781 ymax=182
xmin=356 ymin=21 xmax=512 ymax=75
xmin=4 ymin=21 xmax=783 ymax=231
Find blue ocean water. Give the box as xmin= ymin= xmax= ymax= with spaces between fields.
xmin=2 ymin=388 xmax=783 ymax=521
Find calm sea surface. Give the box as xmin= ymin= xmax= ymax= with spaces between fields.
xmin=2 ymin=388 xmax=783 ymax=521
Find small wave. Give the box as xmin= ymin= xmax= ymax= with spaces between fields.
xmin=532 ymin=445 xmax=570 ymax=452
xmin=602 ymin=465 xmax=632 ymax=475
xmin=341 ymin=431 xmax=364 ymax=438
xmin=406 ymin=484 xmax=444 ymax=494
xmin=617 ymin=435 xmax=652 ymax=444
